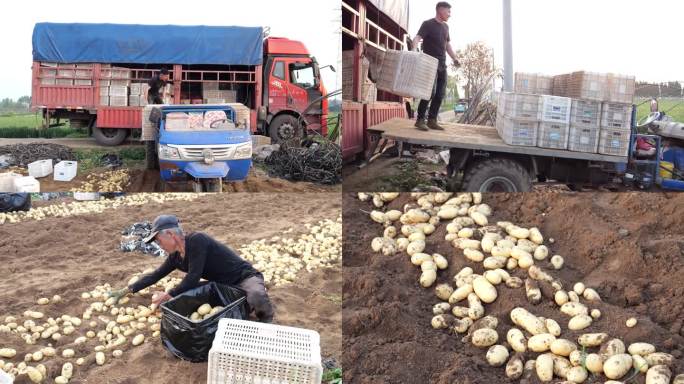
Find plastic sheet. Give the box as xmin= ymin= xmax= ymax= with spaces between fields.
xmin=0 ymin=193 xmax=31 ymax=212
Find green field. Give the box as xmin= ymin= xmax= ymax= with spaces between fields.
xmin=636 ymin=98 xmax=684 ymax=124
xmin=0 ymin=114 xmax=85 ymax=138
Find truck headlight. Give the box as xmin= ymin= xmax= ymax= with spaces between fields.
xmin=233 ymin=143 xmax=252 ymax=159
xmin=158 ymin=144 xmax=181 ymax=160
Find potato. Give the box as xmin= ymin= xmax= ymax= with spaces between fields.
xmin=471 ymin=328 xmax=498 ymax=347
xmin=370 ymin=210 xmax=387 ymax=223
xmin=603 ymin=354 xmax=633 ymax=379
xmin=568 ymin=291 xmax=580 ymax=302
xmin=481 ymin=237 xmax=496 ymax=253
xmin=407 ymin=240 xmax=426 ymax=256
xmin=529 ymin=227 xmax=544 ymax=244
xmin=452 ymin=317 xmax=473 ymax=333
xmin=517 ymin=254 xmax=535 ymax=269
xmin=395 ymin=237 xmax=409 ymax=251
xmin=561 ymin=302 xmax=588 ymax=317
xmin=401 ymin=209 xmax=430 ymax=224
xmin=96 ymin=351 xmax=106 ymax=365
xmin=585 ymin=353 xmax=604 ymax=373
xmin=626 ymin=317 xmax=637 ymax=327
xmin=435 ymin=284 xmax=454 ymax=301
xmin=451 ymin=306 xmax=469 ymax=318
xmin=506 ymin=258 xmax=518 ymax=270
xmin=438 ymin=207 xmax=459 ymax=219
xmin=536 ymin=353 xmax=554 ymax=382
xmin=528 ymin=334 xmax=556 ymax=352
xmin=483 ymin=270 xmax=503 ymax=285
xmin=431 ymin=254 xmax=448 ymax=270
xmin=566 ymin=366 xmax=588 ymax=382
xmin=433 ymin=302 xmax=451 ymax=315
xmin=510 ymin=307 xmax=547 ymax=335
xmin=545 ymin=318 xmax=561 ymax=337
xmin=55 ymin=377 xmax=68 ymax=384
xmin=672 ymin=374 xmax=684 ymax=384
xmin=37 ymin=298 xmax=49 ymax=305
xmin=386 ymin=210 xmax=402 ymax=221
xmin=573 ymin=282 xmax=585 ymax=295
xmin=490 ymin=246 xmax=511 ymax=258
xmin=532 ymin=245 xmax=549 ymax=261
xmin=583 ymin=288 xmax=601 ymax=301
xmin=506 ymin=352 xmax=524 ymax=379
xmin=590 ymin=309 xmax=601 ymax=319
xmin=633 ymin=354 xmax=649 ymax=373
xmin=463 ymin=248 xmax=484 ymax=262
xmin=486 ymin=345 xmax=509 ymax=366
xmin=27 ymin=366 xmax=43 ymax=383
xmin=410 ymin=253 xmax=433 ymax=266
xmin=483 ymin=256 xmax=507 ymax=270
xmin=628 ymin=342 xmax=656 ymax=356
xmin=525 ymin=278 xmax=542 ymax=305
xmin=467 ymin=293 xmax=485 ymax=320
xmin=408 ymin=232 xmax=425 ymax=242
xmin=568 ymin=314 xmax=593 ymax=330
xmin=577 ymin=332 xmax=608 ymax=347
xmin=456 ymin=239 xmax=480 ymax=250
xmin=431 ymin=315 xmax=451 ymax=330
xmin=470 ymin=211 xmax=488 ymax=226
xmin=62 ymin=349 xmax=75 ymax=358
xmin=601 ymin=339 xmax=626 ymax=358
xmin=552 ymin=355 xmax=572 ymax=378
xmin=473 ymin=277 xmax=497 ymax=303
xmin=550 ymin=255 xmax=564 ymax=269
xmin=113 ymin=349 xmax=123 ymax=357
xmin=421 ymin=260 xmax=437 ymax=272
xmin=383 ymin=226 xmax=397 ymax=239
xmin=646 ymin=365 xmax=671 ymax=384
xmin=550 ymin=339 xmax=577 ymax=357
xmin=644 ymin=352 xmax=674 ymax=367
xmin=420 ymin=270 xmax=437 ymax=288
xmin=506 ymin=276 xmax=524 ymax=289
xmin=569 ymin=350 xmax=583 ymax=367
xmin=448 ymin=284 xmax=473 ymax=304
xmin=0 ymin=348 xmax=16 ymax=358
xmin=528 ymin=265 xmax=554 ymax=282
xmin=62 ymin=362 xmax=73 ymax=379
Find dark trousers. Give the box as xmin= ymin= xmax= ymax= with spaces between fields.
xmin=237 ymin=275 xmax=274 ymax=323
xmin=148 ymin=94 xmax=163 ymax=105
xmin=417 ymin=63 xmax=448 ymax=121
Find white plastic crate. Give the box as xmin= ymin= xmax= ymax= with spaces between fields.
xmin=496 ymin=116 xmax=538 ymax=147
xmin=376 ymin=50 xmax=438 ymax=100
xmin=109 ymin=96 xmax=128 ymax=107
xmin=601 ymin=102 xmax=632 ymax=130
xmin=28 ymin=159 xmax=53 ymax=178
xmin=498 ymin=92 xmax=541 ymax=121
xmin=165 ymin=113 xmax=189 ymax=131
xmin=0 ymin=172 xmax=22 ymax=192
xmin=568 ymin=125 xmax=600 ymax=153
xmin=538 ymin=122 xmax=569 ymax=149
xmin=208 ymin=318 xmax=322 ymax=384
xmin=598 ymin=128 xmax=631 ymax=157
xmin=54 ymin=161 xmax=77 ymax=181
xmin=514 ymin=73 xmax=552 ymax=95
xmin=100 ymin=96 xmax=109 ymax=106
xmin=540 ymin=95 xmax=571 ymax=124
xmin=570 ymin=99 xmax=601 ymax=128
xmin=109 ymin=86 xmax=128 ymax=97
xmin=13 ymin=176 xmax=40 ymax=192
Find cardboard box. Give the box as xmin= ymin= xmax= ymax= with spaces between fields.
xmin=376 ymin=50 xmax=438 ymax=100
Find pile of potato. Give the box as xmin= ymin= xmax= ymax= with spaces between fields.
xmin=0 ymin=193 xmax=202 ymax=224
xmin=361 ymin=192 xmax=684 ymax=384
xmin=71 ymin=169 xmax=131 ymax=193
xmin=239 ymin=215 xmax=342 ymax=286
xmin=189 ymin=304 xmax=225 ymax=322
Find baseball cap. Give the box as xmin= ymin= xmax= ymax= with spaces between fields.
xmin=143 ymin=214 xmax=179 ymax=243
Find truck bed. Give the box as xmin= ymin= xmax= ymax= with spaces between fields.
xmin=368 ymin=118 xmax=628 ymax=163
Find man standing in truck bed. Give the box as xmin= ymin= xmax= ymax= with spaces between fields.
xmin=413 ymin=1 xmax=460 ymax=131
xmin=147 ymin=68 xmax=171 ymax=104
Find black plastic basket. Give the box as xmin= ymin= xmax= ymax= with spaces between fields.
xmin=160 ymin=282 xmax=248 ymax=362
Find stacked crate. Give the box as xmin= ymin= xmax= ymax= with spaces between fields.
xmin=202 ymin=82 xmax=237 ymax=104
xmin=496 ymin=92 xmax=541 ymax=147
xmin=538 ymin=95 xmax=572 ymax=149
xmin=568 ymin=99 xmax=602 ymax=153
xmin=342 ymin=50 xmax=374 ymax=102
xmin=100 ymin=66 xmax=131 ymax=106
xmin=514 ymin=73 xmax=552 ymax=95
xmin=129 ymin=83 xmax=150 ymax=107
xmin=598 ymin=102 xmax=632 ymax=156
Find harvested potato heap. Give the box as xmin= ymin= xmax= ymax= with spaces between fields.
xmin=71 ymin=169 xmax=131 ymax=193
xmin=0 ymin=193 xmax=202 ymax=224
xmin=189 ymin=304 xmax=225 ymax=322
xmin=360 ymin=192 xmax=684 ymax=384
xmin=239 ymin=215 xmax=342 ymax=286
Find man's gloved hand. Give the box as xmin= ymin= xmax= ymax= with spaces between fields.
xmin=107 ymin=287 xmax=130 ymax=304
xmin=152 ymin=291 xmax=172 ymax=306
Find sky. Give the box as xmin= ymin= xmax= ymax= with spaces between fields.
xmin=409 ymin=0 xmax=683 ymax=84
xmin=0 ymin=0 xmax=341 ymax=99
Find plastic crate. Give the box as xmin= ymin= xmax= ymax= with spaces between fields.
xmin=538 ymin=122 xmax=569 ymax=149
xmin=498 ymin=92 xmax=541 ymax=121
xmin=376 ymin=50 xmax=438 ymax=100
xmin=496 ymin=116 xmax=538 ymax=147
xmin=100 ymin=96 xmax=109 ymax=106
xmin=56 ymin=79 xmax=73 ymax=86
xmin=74 ymin=79 xmax=92 ymax=86
xmin=109 ymin=96 xmax=128 ymax=107
xmin=109 ymin=86 xmax=128 ymax=97
xmin=129 ymin=95 xmax=141 ymax=107
xmin=540 ymin=95 xmax=571 ymax=123
xmin=54 ymin=161 xmax=77 ymax=181
xmin=607 ymin=74 xmax=635 ymax=104
xmin=28 ymin=159 xmax=53 ymax=178
xmin=568 ymin=125 xmax=600 ymax=153
xmin=0 ymin=172 xmax=21 ymax=192
xmin=600 ymin=102 xmax=632 ymax=130
xmin=208 ymin=318 xmax=322 ymax=384
xmin=514 ymin=73 xmax=552 ymax=95
xmin=552 ymin=74 xmax=570 ymax=97
xmin=567 ymin=72 xmax=608 ymax=101
xmin=13 ymin=176 xmax=40 ymax=192
xmin=598 ymin=128 xmax=631 ymax=156
xmin=570 ymin=99 xmax=601 ymax=128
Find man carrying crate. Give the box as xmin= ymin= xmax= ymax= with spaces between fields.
xmin=108 ymin=215 xmax=274 ymax=323
xmin=412 ymin=1 xmax=460 ymax=131
xmin=147 ymin=68 xmax=171 ymax=105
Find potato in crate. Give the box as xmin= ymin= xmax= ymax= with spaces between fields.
xmin=568 ymin=126 xmax=600 ymax=153
xmin=496 ymin=116 xmax=538 ymax=147
xmin=498 ymin=92 xmax=541 ymax=121
xmin=376 ymin=50 xmax=438 ymax=100
xmin=601 ymin=102 xmax=632 ymax=130
xmin=207 ymin=318 xmax=322 ymax=384
xmin=570 ymin=99 xmax=601 ymax=128
xmin=540 ymin=95 xmax=571 ymax=124
xmin=598 ymin=128 xmax=631 ymax=157
xmin=538 ymin=122 xmax=569 ymax=149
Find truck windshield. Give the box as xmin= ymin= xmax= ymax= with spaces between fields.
xmin=290 ymin=63 xmax=315 ymax=89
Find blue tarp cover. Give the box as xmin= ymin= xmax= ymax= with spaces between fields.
xmin=32 ymin=23 xmax=263 ymax=65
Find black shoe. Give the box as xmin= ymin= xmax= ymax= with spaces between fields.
xmin=427 ymin=119 xmax=445 ymax=130
xmin=415 ymin=120 xmax=429 ymax=131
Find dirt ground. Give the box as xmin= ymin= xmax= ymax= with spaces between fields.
xmin=0 ymin=193 xmax=341 ymax=383
xmin=343 ymin=192 xmax=684 ymax=383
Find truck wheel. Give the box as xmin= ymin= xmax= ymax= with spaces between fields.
xmin=145 ymin=141 xmax=159 ymax=170
xmin=463 ymin=158 xmax=532 ymax=192
xmin=269 ymin=114 xmax=302 ymax=143
xmin=202 ymin=178 xmax=223 ymax=192
xmin=93 ymin=126 xmax=128 ymax=146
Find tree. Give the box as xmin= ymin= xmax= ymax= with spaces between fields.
xmin=453 ymin=41 xmax=495 ymax=99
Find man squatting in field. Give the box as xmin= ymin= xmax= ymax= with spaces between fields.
xmin=108 ymin=214 xmax=274 ymax=323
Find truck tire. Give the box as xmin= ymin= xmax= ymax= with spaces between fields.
xmin=462 ymin=158 xmax=532 ymax=192
xmin=269 ymin=114 xmax=302 ymax=143
xmin=93 ymin=126 xmax=128 ymax=146
xmin=145 ymin=141 xmax=159 ymax=170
